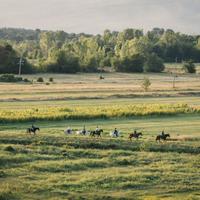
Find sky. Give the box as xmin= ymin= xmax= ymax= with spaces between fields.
xmin=0 ymin=0 xmax=200 ymax=34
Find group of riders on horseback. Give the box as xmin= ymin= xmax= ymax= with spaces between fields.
xmin=27 ymin=124 xmax=170 ymax=142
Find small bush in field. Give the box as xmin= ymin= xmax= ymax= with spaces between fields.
xmin=183 ymin=61 xmax=196 ymax=73
xmin=49 ymin=77 xmax=54 ymax=82
xmin=37 ymin=77 xmax=44 ymax=82
xmin=4 ymin=146 xmax=16 ymax=152
xmin=23 ymin=78 xmax=30 ymax=82
xmin=141 ymin=77 xmax=151 ymax=92
xmin=0 ymin=74 xmax=23 ymax=82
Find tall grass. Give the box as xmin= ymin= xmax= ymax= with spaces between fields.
xmin=0 ymin=103 xmax=200 ymax=123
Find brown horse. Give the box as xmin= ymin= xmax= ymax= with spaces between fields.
xmin=156 ymin=133 xmax=170 ymax=142
xmin=26 ymin=127 xmax=40 ymax=135
xmin=129 ymin=132 xmax=143 ymax=141
xmin=90 ymin=129 xmax=103 ymax=137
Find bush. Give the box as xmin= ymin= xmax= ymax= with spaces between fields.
xmin=183 ymin=61 xmax=196 ymax=73
xmin=144 ymin=53 xmax=164 ymax=72
xmin=0 ymin=74 xmax=23 ymax=82
xmin=49 ymin=77 xmax=54 ymax=82
xmin=141 ymin=77 xmax=151 ymax=92
xmin=23 ymin=78 xmax=30 ymax=82
xmin=4 ymin=146 xmax=16 ymax=152
xmin=37 ymin=77 xmax=44 ymax=82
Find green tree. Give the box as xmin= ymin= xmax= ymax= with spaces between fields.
xmin=0 ymin=44 xmax=32 ymax=74
xmin=112 ymin=54 xmax=144 ymax=72
xmin=45 ymin=50 xmax=80 ymax=73
xmin=144 ymin=53 xmax=164 ymax=72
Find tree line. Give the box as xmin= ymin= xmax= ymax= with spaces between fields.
xmin=0 ymin=27 xmax=200 ymax=74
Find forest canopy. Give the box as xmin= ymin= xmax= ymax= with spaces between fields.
xmin=0 ymin=27 xmax=200 ymax=74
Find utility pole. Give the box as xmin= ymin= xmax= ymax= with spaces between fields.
xmin=172 ymin=74 xmax=178 ymax=89
xmin=18 ymin=55 xmax=24 ymax=76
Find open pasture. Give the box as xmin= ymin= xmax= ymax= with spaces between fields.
xmin=1 ymin=116 xmax=200 ymax=200
xmin=0 ymin=73 xmax=200 ymax=101
xmin=0 ymin=73 xmax=200 ymax=200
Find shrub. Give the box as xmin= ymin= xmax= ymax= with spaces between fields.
xmin=4 ymin=146 xmax=16 ymax=152
xmin=37 ymin=77 xmax=44 ymax=82
xmin=23 ymin=78 xmax=30 ymax=82
xmin=183 ymin=61 xmax=196 ymax=73
xmin=0 ymin=74 xmax=23 ymax=82
xmin=141 ymin=77 xmax=151 ymax=92
xmin=49 ymin=77 xmax=54 ymax=82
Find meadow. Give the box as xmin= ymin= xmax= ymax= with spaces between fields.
xmin=0 ymin=72 xmax=200 ymax=200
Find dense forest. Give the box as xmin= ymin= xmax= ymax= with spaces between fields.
xmin=0 ymin=27 xmax=200 ymax=74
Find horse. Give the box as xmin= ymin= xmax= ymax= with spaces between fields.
xmin=90 ymin=129 xmax=103 ymax=137
xmin=129 ymin=132 xmax=142 ymax=141
xmin=64 ymin=128 xmax=73 ymax=135
xmin=156 ymin=133 xmax=170 ymax=142
xmin=76 ymin=130 xmax=90 ymax=136
xmin=26 ymin=127 xmax=40 ymax=135
xmin=110 ymin=131 xmax=120 ymax=138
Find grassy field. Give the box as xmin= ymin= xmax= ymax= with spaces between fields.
xmin=0 ymin=73 xmax=200 ymax=200
xmin=1 ymin=72 xmax=200 ymax=101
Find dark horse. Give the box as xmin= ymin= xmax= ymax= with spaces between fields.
xmin=90 ymin=129 xmax=103 ymax=137
xmin=156 ymin=133 xmax=170 ymax=141
xmin=27 ymin=126 xmax=40 ymax=135
xmin=129 ymin=131 xmax=143 ymax=141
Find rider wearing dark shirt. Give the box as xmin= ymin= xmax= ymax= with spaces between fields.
xmin=114 ymin=128 xmax=118 ymax=137
xmin=82 ymin=126 xmax=86 ymax=135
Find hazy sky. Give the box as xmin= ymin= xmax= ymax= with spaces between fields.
xmin=0 ymin=0 xmax=200 ymax=34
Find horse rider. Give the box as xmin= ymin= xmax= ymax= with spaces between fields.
xmin=95 ymin=126 xmax=100 ymax=132
xmin=82 ymin=125 xmax=86 ymax=135
xmin=114 ymin=128 xmax=118 ymax=137
xmin=66 ymin=126 xmax=72 ymax=134
xmin=161 ymin=130 xmax=165 ymax=136
xmin=32 ymin=124 xmax=36 ymax=129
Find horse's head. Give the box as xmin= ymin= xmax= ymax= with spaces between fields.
xmin=139 ymin=132 xmax=143 ymax=136
xmin=100 ymin=129 xmax=103 ymax=133
xmin=166 ymin=134 xmax=170 ymax=137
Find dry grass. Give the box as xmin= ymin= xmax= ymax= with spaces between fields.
xmin=0 ymin=73 xmax=200 ymax=101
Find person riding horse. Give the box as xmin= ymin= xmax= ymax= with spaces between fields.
xmin=65 ymin=127 xmax=72 ymax=134
xmin=82 ymin=125 xmax=86 ymax=135
xmin=114 ymin=128 xmax=119 ymax=137
xmin=96 ymin=126 xmax=99 ymax=132
xmin=27 ymin=124 xmax=40 ymax=135
xmin=161 ymin=130 xmax=165 ymax=136
xmin=90 ymin=126 xmax=103 ymax=137
xmin=129 ymin=130 xmax=143 ymax=141
xmin=156 ymin=131 xmax=170 ymax=141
